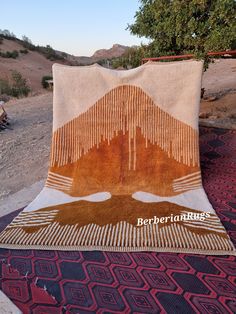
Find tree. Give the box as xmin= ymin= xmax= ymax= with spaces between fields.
xmin=41 ymin=45 xmax=64 ymax=60
xmin=22 ymin=35 xmax=35 ymax=50
xmin=22 ymin=35 xmax=32 ymax=44
xmin=128 ymin=0 xmax=236 ymax=65
xmin=41 ymin=75 xmax=53 ymax=89
xmin=112 ymin=46 xmax=146 ymax=69
xmin=0 ymin=29 xmax=16 ymax=38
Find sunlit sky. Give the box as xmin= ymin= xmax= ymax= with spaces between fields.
xmin=0 ymin=0 xmax=148 ymax=56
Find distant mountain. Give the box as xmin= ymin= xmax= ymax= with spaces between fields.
xmin=92 ymin=44 xmax=129 ymax=59
xmin=56 ymin=43 xmax=129 ymax=65
xmin=54 ymin=51 xmax=93 ymax=65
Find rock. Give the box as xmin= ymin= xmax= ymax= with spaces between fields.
xmin=208 ymin=114 xmax=219 ymax=119
xmin=199 ymin=112 xmax=210 ymax=119
xmin=203 ymin=96 xmax=218 ymax=102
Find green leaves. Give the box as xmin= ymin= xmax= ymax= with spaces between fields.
xmin=127 ymin=0 xmax=236 ymax=66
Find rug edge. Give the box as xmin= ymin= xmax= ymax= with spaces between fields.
xmin=0 ymin=243 xmax=235 ymax=256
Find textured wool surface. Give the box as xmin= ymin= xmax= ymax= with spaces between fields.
xmin=0 ymin=61 xmax=235 ymax=255
xmin=0 ymin=127 xmax=236 ymax=313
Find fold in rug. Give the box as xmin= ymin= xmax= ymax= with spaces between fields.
xmin=0 ymin=61 xmax=235 ymax=255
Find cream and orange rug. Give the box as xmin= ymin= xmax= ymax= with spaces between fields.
xmin=0 ymin=60 xmax=235 ymax=255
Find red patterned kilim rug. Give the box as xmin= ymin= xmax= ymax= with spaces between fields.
xmin=0 ymin=126 xmax=236 ymax=313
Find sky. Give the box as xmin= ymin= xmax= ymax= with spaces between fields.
xmin=0 ymin=0 xmax=148 ymax=56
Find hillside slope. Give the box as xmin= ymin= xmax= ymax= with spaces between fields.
xmin=0 ymin=39 xmax=129 ymax=92
xmin=0 ymin=38 xmax=59 ymax=92
xmin=92 ymin=44 xmax=129 ymax=59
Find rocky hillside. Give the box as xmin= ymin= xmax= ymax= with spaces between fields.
xmin=56 ymin=44 xmax=129 ymax=65
xmin=92 ymin=44 xmax=129 ymax=59
xmin=0 ymin=37 xmax=129 ymax=92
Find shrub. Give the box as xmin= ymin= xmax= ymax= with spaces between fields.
xmin=11 ymin=70 xmax=30 ymax=97
xmin=20 ymin=49 xmax=29 ymax=54
xmin=0 ymin=78 xmax=11 ymax=95
xmin=41 ymin=75 xmax=53 ymax=89
xmin=0 ymin=71 xmax=31 ymax=98
xmin=0 ymin=29 xmax=16 ymax=39
xmin=0 ymin=50 xmax=19 ymax=58
xmin=43 ymin=45 xmax=64 ymax=60
xmin=22 ymin=35 xmax=35 ymax=51
xmin=11 ymin=50 xmax=19 ymax=58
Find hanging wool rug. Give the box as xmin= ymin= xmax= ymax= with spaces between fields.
xmin=0 ymin=60 xmax=235 ymax=255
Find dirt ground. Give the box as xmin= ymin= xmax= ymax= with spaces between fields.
xmin=202 ymin=58 xmax=236 ymax=96
xmin=0 ymin=59 xmax=235 ymax=204
xmin=200 ymin=92 xmax=236 ymax=129
xmin=0 ymin=93 xmax=52 ymax=200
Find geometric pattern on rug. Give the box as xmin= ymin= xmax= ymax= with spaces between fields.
xmin=0 ymin=127 xmax=235 ymax=313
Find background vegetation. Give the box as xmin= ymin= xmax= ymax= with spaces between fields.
xmin=0 ymin=29 xmax=65 ymax=61
xmin=0 ymin=71 xmax=30 ymax=98
xmin=41 ymin=75 xmax=53 ymax=89
xmin=116 ymin=0 xmax=236 ymax=68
